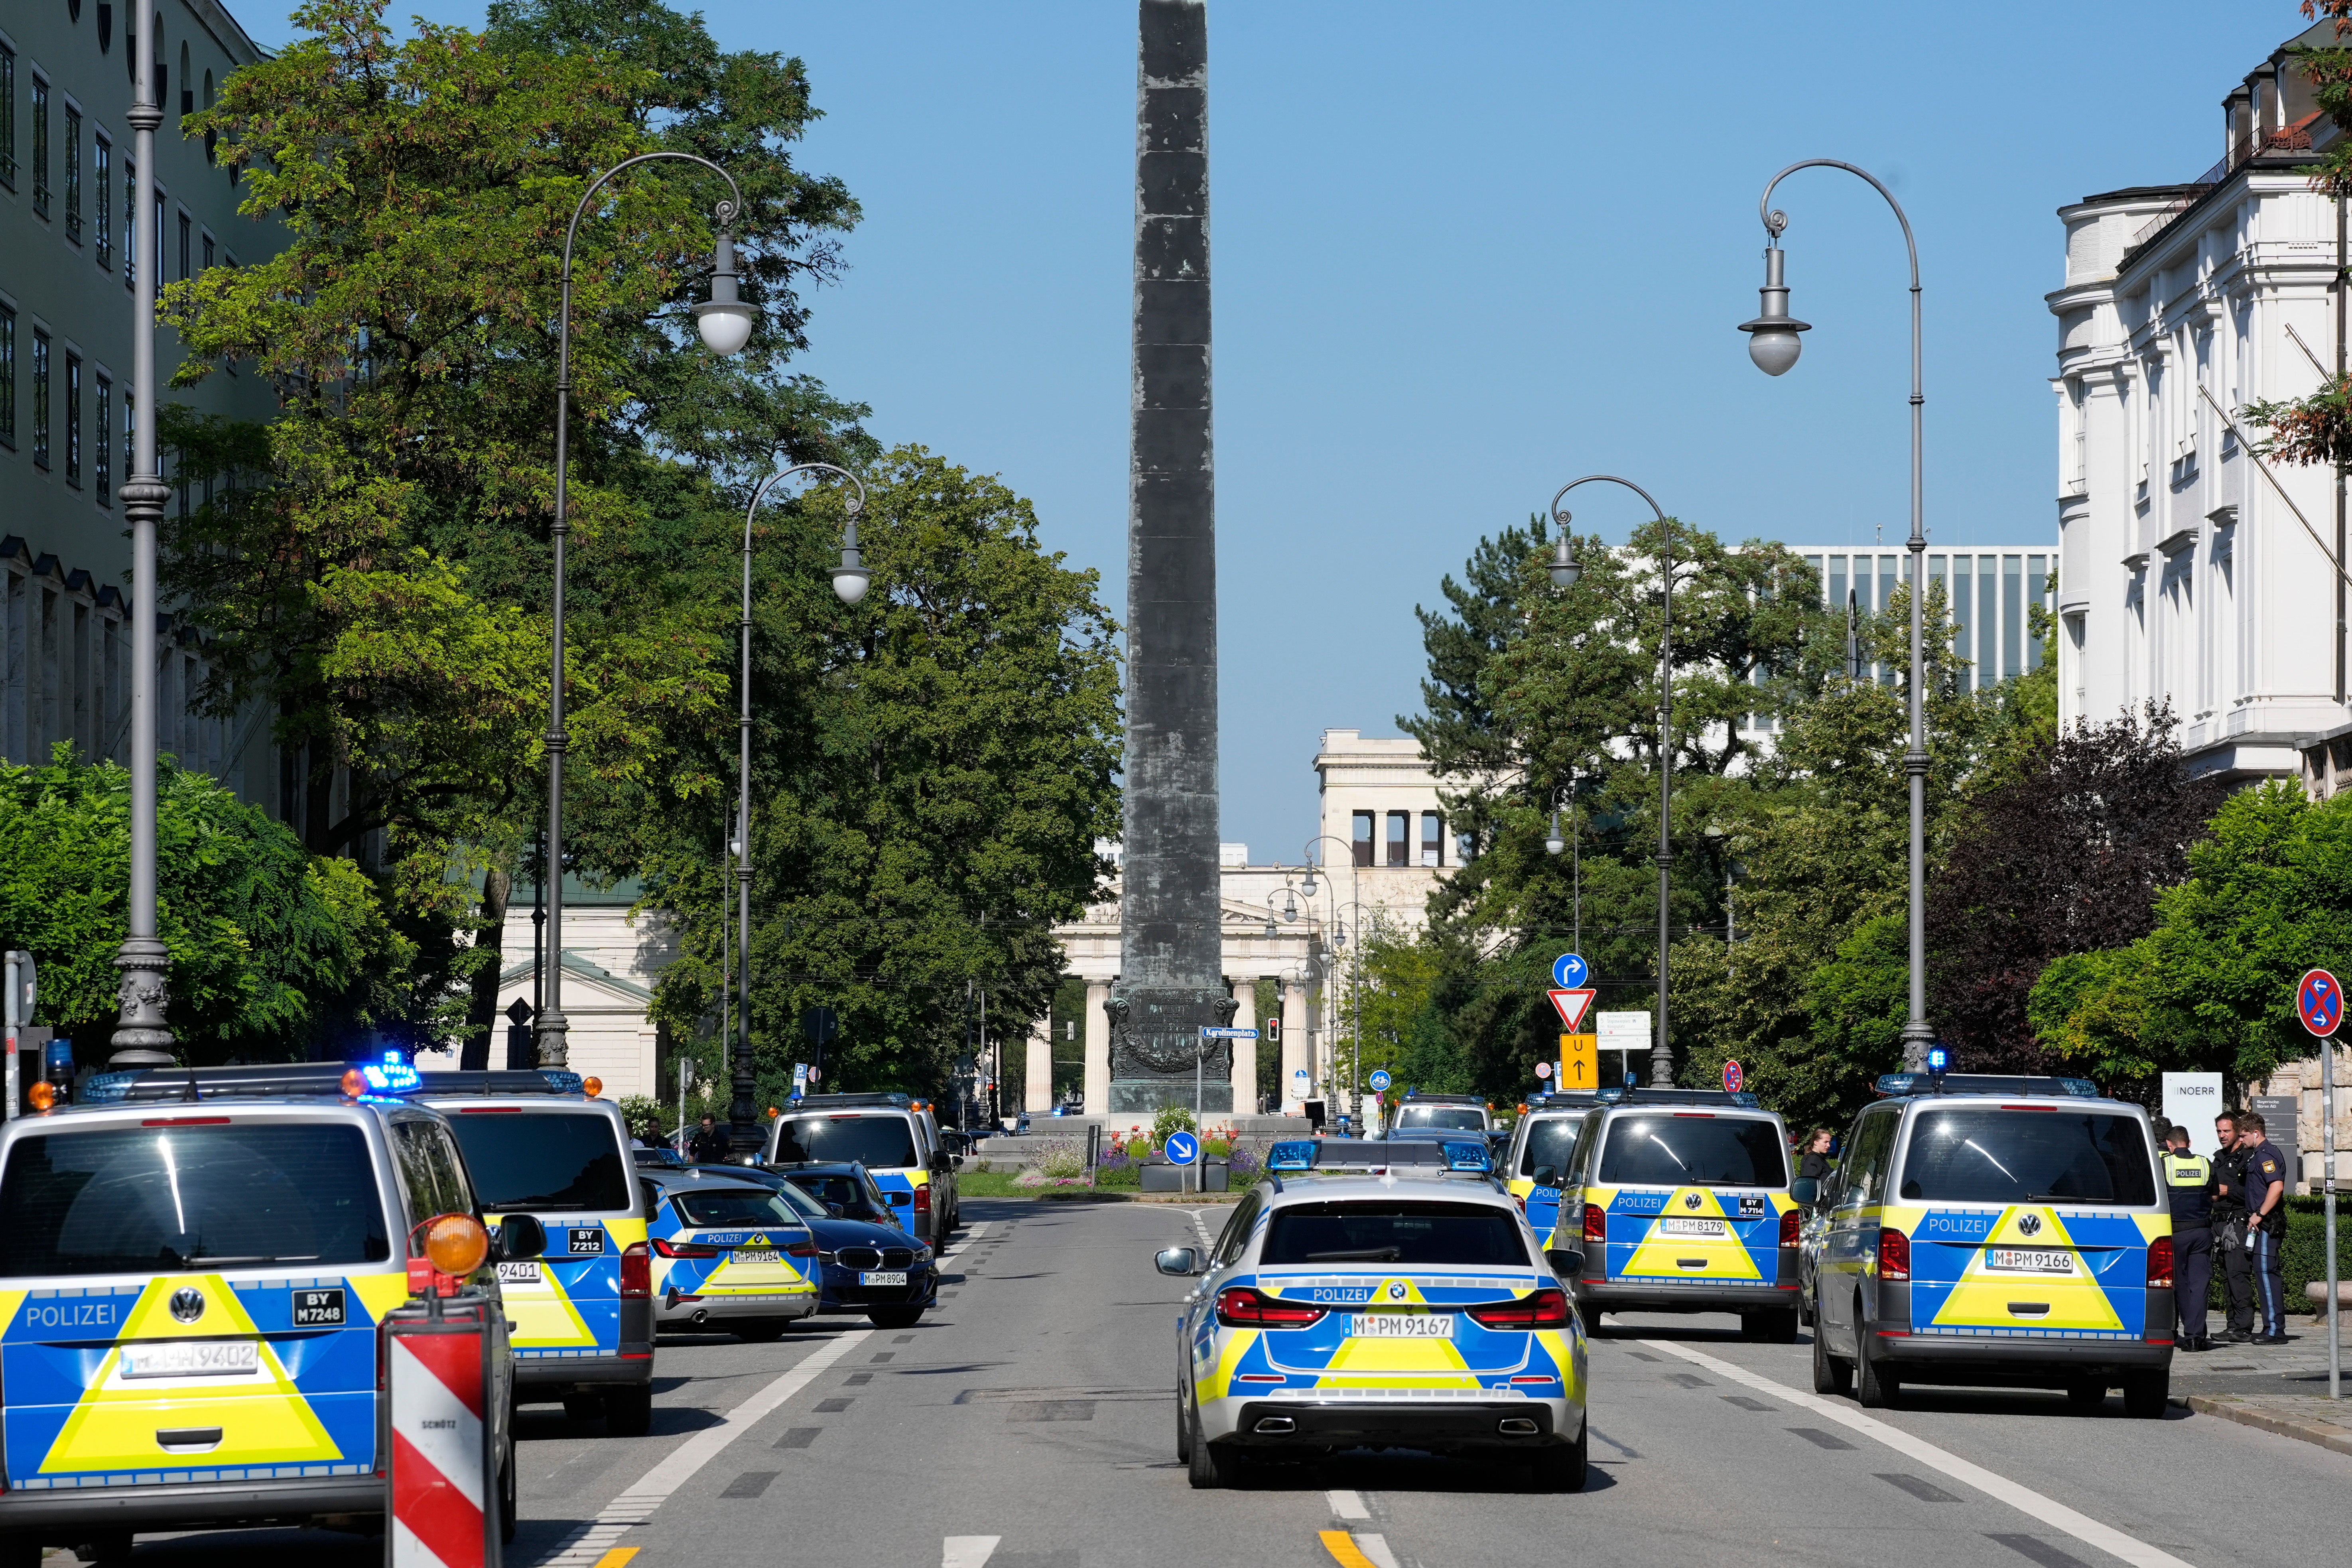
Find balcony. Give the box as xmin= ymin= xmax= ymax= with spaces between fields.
xmin=2122 ymin=111 xmax=2326 ymax=263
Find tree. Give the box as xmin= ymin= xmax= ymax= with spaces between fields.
xmin=0 ymin=748 xmax=407 ymax=1060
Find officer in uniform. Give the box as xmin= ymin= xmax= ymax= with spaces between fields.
xmin=2160 ymin=1125 xmax=2214 ymax=1350
xmin=2238 ymin=1111 xmax=2291 ymax=1344
xmin=2211 ymin=1111 xmax=2256 ymax=1342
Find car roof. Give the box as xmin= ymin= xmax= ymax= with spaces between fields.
xmin=642 ymin=1168 xmax=778 ymax=1194
xmin=1256 ymin=1172 xmax=1520 ymax=1212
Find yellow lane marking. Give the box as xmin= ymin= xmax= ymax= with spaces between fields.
xmin=1319 ymin=1531 xmax=1377 ymax=1568
xmin=592 ymin=1550 xmax=639 ymax=1568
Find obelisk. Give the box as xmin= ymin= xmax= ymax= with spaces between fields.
xmin=1107 ymin=0 xmax=1234 ymax=1115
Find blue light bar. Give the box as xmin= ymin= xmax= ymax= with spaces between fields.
xmin=360 ymin=1060 xmax=422 ymax=1093
xmin=1440 ymin=1139 xmax=1491 ymax=1173
xmin=1926 ymin=1044 xmax=1950 ymax=1074
xmin=537 ymin=1069 xmax=585 ymax=1094
xmin=1267 ymin=1140 xmax=1316 ymax=1172
xmin=83 ymin=1071 xmax=139 ymax=1104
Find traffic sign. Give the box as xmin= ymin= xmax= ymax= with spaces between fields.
xmin=2300 ymin=968 xmax=2344 ymax=1038
xmin=1552 ymin=953 xmax=1589 ymax=989
xmin=1164 ymin=1130 xmax=1200 ymax=1166
xmin=1368 ymin=1069 xmax=1392 ymax=1093
xmin=1292 ymin=1068 xmax=1310 ymax=1086
xmin=1722 ymin=1058 xmax=1744 ymax=1094
xmin=1547 ymin=988 xmax=1596 ymax=1031
xmin=1560 ymin=1033 xmax=1598 ymax=1090
xmin=1534 ymin=1061 xmax=1552 ymax=1079
xmin=1200 ymin=1026 xmax=1259 ymax=1040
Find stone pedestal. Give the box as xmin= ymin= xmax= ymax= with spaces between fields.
xmin=1024 ymin=1016 xmax=1052 ymax=1115
xmin=1280 ymin=977 xmax=1313 ymax=1111
xmin=1229 ymin=980 xmax=1257 ymax=1113
xmin=1107 ymin=985 xmax=1237 ymax=1116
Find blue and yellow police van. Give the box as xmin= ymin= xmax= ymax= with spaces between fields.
xmin=412 ymin=1070 xmax=654 ymax=1434
xmin=1557 ymin=1086 xmax=1803 ymax=1342
xmin=1154 ymin=1137 xmax=1589 ymax=1493
xmin=1804 ymin=1072 xmax=2174 ymax=1416
xmin=764 ymin=1093 xmax=959 ymax=1246
xmin=0 ymin=1057 xmax=542 ymax=1566
xmin=1501 ymin=1091 xmax=1605 ymax=1241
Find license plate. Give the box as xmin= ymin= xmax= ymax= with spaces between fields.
xmin=859 ymin=1271 xmax=908 ymax=1286
xmin=1661 ymin=1217 xmax=1726 ymax=1237
xmin=1987 ymin=1248 xmax=2075 ymax=1275
xmin=120 ymin=1340 xmax=260 ymax=1380
xmin=567 ymin=1228 xmax=605 ymax=1256
xmin=498 ymin=1260 xmax=542 ymax=1284
xmin=291 ymin=1288 xmax=346 ymax=1327
xmin=1347 ymin=1313 xmax=1452 ymax=1339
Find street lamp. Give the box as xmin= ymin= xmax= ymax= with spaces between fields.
xmin=1741 ymin=159 xmax=1933 ymax=1072
xmin=1547 ymin=476 xmax=1676 ymax=1088
xmin=728 ymin=463 xmax=868 ymax=1156
xmin=540 ymin=152 xmax=751 ymax=1071
xmin=1302 ymin=834 xmax=1362 ymax=1117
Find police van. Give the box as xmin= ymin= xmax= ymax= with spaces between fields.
xmin=1502 ymin=1091 xmax=1606 ymax=1241
xmin=1804 ymin=1072 xmax=2173 ymax=1416
xmin=412 ymin=1070 xmax=653 ymax=1434
xmin=0 ymin=1059 xmax=543 ymax=1564
xmin=1558 ymin=1086 xmax=1802 ymax=1342
xmin=764 ymin=1093 xmax=960 ymax=1245
xmin=1383 ymin=1091 xmax=1491 ymax=1139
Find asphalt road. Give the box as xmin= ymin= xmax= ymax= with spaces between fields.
xmin=101 ymin=1198 xmax=2352 ymax=1568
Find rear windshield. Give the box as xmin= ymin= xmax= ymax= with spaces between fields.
xmin=443 ymin=1109 xmax=630 ymax=1212
xmin=670 ymin=1188 xmax=806 ymax=1229
xmin=0 ymin=1122 xmax=390 ymax=1276
xmin=1519 ymin=1118 xmax=1580 ymax=1181
xmin=1261 ymin=1201 xmax=1529 ymax=1267
xmin=1598 ymin=1115 xmax=1789 ymax=1188
xmin=1396 ymin=1106 xmax=1484 ymax=1131
xmin=1898 ymin=1109 xmax=2157 ymax=1206
xmin=789 ymin=1173 xmax=884 ymax=1213
xmin=767 ymin=1181 xmax=829 ymax=1221
xmin=774 ymin=1115 xmax=918 ymax=1168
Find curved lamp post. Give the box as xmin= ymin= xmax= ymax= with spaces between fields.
xmin=1300 ymin=834 xmax=1361 ymax=1115
xmin=1547 ymin=476 xmax=1675 ymax=1088
xmin=1739 ymin=160 xmax=1932 ymax=1071
xmin=726 ymin=463 xmax=868 ymax=1155
xmin=540 ymin=153 xmax=756 ymax=1071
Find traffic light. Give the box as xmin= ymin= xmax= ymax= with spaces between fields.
xmin=1263 ymin=1016 xmax=1281 ymax=1044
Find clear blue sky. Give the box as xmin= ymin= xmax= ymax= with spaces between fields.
xmin=239 ymin=1 xmax=2298 ymax=858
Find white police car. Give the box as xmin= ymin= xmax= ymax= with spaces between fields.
xmin=1155 ymin=1137 xmax=1588 ymax=1490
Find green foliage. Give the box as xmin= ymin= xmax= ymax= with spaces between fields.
xmin=616 ymin=1094 xmax=665 ymax=1142
xmin=0 ymin=748 xmax=405 ymax=1059
xmin=1151 ymin=1104 xmax=1200 ymax=1145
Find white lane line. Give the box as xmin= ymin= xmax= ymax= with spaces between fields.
xmin=942 ymin=1537 xmax=1000 ymax=1568
xmin=1354 ymin=1533 xmax=1401 ymax=1568
xmin=534 ymin=1328 xmax=871 ymax=1566
xmin=1641 ymin=1340 xmax=2194 ymax=1568
xmin=1326 ymin=1488 xmax=1370 ymax=1520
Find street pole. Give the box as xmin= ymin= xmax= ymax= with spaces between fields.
xmin=110 ymin=36 xmax=173 ymax=1064
xmin=541 ymin=153 xmax=752 ymax=1071
xmin=2326 ymin=1035 xmax=2340 ymax=1399
xmin=1742 ymin=159 xmax=1933 ymax=1072
xmin=1547 ymin=476 xmax=1675 ymax=1087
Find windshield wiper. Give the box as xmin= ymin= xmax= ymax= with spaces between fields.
xmin=1304 ymin=1246 xmax=1403 ymax=1262
xmin=188 ymin=1253 xmax=312 ymax=1267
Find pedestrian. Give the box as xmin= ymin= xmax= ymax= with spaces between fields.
xmin=2160 ymin=1125 xmax=2214 ymax=1351
xmin=688 ymin=1113 xmax=729 ymax=1165
xmin=2211 ymin=1110 xmax=2256 ymax=1342
xmin=1798 ymin=1129 xmax=1834 ymax=1201
xmin=2236 ymin=1111 xmax=2292 ymax=1344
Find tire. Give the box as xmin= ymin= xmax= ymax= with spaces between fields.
xmin=1186 ymin=1403 xmax=1239 ymax=1489
xmin=1852 ymin=1313 xmax=1899 ymax=1409
xmin=1797 ymin=1293 xmax=1814 ymax=1328
xmin=604 ymin=1383 xmax=654 ymax=1438
xmin=561 ymin=1391 xmax=605 ymax=1426
xmin=2065 ymin=1379 xmax=2107 ymax=1414
xmin=499 ymin=1445 xmax=518 ymax=1546
xmin=734 ymin=1319 xmax=788 ymax=1342
xmin=2122 ymin=1370 xmax=2169 ymax=1420
xmin=1811 ymin=1319 xmax=1852 ymax=1397
xmin=867 ymin=1305 xmax=925 ymax=1330
xmin=0 ymin=1539 xmax=41 ymax=1568
xmin=1175 ymin=1390 xmax=1194 ymax=1464
xmin=77 ymin=1534 xmax=131 ymax=1567
xmin=1743 ymin=1309 xmax=1800 ymax=1343
xmin=1525 ymin=1423 xmax=1588 ymax=1493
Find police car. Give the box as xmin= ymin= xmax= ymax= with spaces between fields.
xmin=1502 ymin=1091 xmax=1606 ymax=1241
xmin=1805 ymin=1072 xmax=2173 ymax=1416
xmin=1154 ymin=1137 xmax=1588 ymax=1491
xmin=1383 ymin=1091 xmax=1491 ymax=1140
xmin=640 ymin=1168 xmax=819 ymax=1338
xmin=1557 ymin=1087 xmax=1802 ymax=1341
xmin=765 ymin=1093 xmax=960 ymax=1245
xmin=0 ymin=1058 xmax=543 ymax=1565
xmin=413 ymin=1070 xmax=654 ymax=1434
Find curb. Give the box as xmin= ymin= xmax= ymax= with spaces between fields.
xmin=2187 ymin=1394 xmax=2352 ymax=1458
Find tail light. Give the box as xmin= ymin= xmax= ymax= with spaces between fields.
xmin=2146 ymin=1235 xmax=2174 ymax=1289
xmin=1466 ymin=1288 xmax=1571 ymax=1330
xmin=913 ymin=1184 xmax=932 ymax=1216
xmin=651 ymin=1238 xmax=719 ymax=1259
xmin=1582 ymin=1202 xmax=1607 ymax=1244
xmin=1779 ymin=1208 xmax=1802 ymax=1247
xmin=620 ymin=1241 xmax=651 ymax=1298
xmin=1513 ymin=1191 xmax=1528 ymax=1215
xmin=785 ymin=1240 xmax=817 ymax=1258
xmin=1876 ymin=1227 xmax=1910 ymax=1282
xmin=1214 ymin=1287 xmax=1327 ymax=1329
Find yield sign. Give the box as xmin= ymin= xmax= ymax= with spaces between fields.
xmin=2298 ymin=967 xmax=2343 ymax=1038
xmin=1547 ymin=988 xmax=1596 ymax=1031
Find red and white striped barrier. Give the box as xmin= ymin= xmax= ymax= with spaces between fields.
xmin=387 ymin=1305 xmax=497 ymax=1568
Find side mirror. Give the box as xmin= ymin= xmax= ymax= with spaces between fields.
xmin=951 ymin=1154 xmax=964 ymax=1170
xmin=1155 ymin=1246 xmax=1205 ymax=1277
xmin=493 ymin=1213 xmax=546 ymax=1262
xmin=1545 ymin=1247 xmax=1585 ymax=1278
xmin=1790 ymin=1176 xmax=1819 ymax=1207
xmin=826 ymin=1202 xmax=845 ymax=1218
xmin=1532 ymin=1165 xmax=1560 ymax=1189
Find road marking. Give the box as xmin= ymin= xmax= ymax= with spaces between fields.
xmin=1318 ymin=1532 xmax=1377 ymax=1568
xmin=534 ymin=1328 xmax=872 ymax=1566
xmin=1326 ymin=1489 xmax=1369 ymax=1519
xmin=1641 ymin=1340 xmax=2194 ymax=1568
xmin=942 ymin=1537 xmax=1000 ymax=1568
xmin=1354 ymin=1536 xmax=1401 ymax=1568
xmin=590 ymin=1552 xmax=637 ymax=1568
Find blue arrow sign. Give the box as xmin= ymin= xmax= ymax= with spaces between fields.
xmin=1552 ymin=953 xmax=1589 ymax=989
xmin=1368 ymin=1069 xmax=1393 ymax=1093
xmin=1164 ymin=1130 xmax=1200 ymax=1166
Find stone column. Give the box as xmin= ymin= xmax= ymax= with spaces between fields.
xmin=1280 ymin=978 xmax=1312 ymax=1113
xmin=1227 ymin=980 xmax=1256 ymax=1116
xmin=1085 ymin=980 xmax=1113 ymax=1115
xmin=1025 ymin=1014 xmax=1053 ymax=1115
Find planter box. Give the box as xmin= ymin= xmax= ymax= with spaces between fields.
xmin=1140 ymin=1160 xmax=1228 ymax=1193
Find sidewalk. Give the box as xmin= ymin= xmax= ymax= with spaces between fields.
xmin=2187 ymin=1391 xmax=2352 ymax=1456
xmin=2175 ymin=1312 xmax=2352 ymax=1456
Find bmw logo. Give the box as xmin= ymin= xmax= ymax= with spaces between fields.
xmin=1684 ymin=1193 xmax=1702 ymax=1210
xmin=2019 ymin=1214 xmax=2043 ymax=1238
xmin=1387 ymin=1282 xmax=1406 ymax=1300
xmin=169 ymin=1288 xmax=206 ymax=1324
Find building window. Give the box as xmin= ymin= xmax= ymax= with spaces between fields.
xmin=1952 ymin=557 xmax=1973 ymax=678
xmin=93 ymin=134 xmax=110 ymax=270
xmin=1351 ymin=810 xmax=1374 ymax=868
xmin=0 ymin=305 xmax=13 ymax=447
xmin=63 ymin=102 xmax=80 ymax=241
xmin=31 ymin=75 xmax=49 ymax=217
xmin=177 ymin=210 xmax=189 ymax=281
xmin=0 ymin=45 xmax=15 ymax=189
xmin=1976 ymin=556 xmax=1997 ymax=688
xmin=201 ymin=232 xmax=213 ymax=273
xmin=2002 ymin=555 xmax=2023 ymax=680
xmin=1419 ymin=812 xmax=1442 ymax=868
xmin=1385 ymin=811 xmax=1409 ymax=868
xmin=31 ymin=329 xmax=50 ymax=468
xmin=93 ymin=373 xmax=110 ymax=504
xmin=2026 ymin=555 xmax=2049 ymax=671
xmin=63 ymin=352 xmax=80 ymax=487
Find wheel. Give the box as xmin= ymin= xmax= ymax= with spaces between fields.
xmin=77 ymin=1534 xmax=131 ymax=1567
xmin=0 ymin=1538 xmax=41 ymax=1568
xmin=1186 ymin=1402 xmax=1240 ymax=1488
xmin=561 ymin=1391 xmax=604 ymax=1426
xmin=499 ymin=1444 xmax=518 ymax=1546
xmin=1852 ymin=1314 xmax=1899 ymax=1408
xmin=1797 ymin=1294 xmax=1814 ymax=1328
xmin=1761 ymin=1309 xmax=1800 ymax=1344
xmin=2122 ymin=1370 xmax=2169 ymax=1420
xmin=2065 ymin=1379 xmax=2106 ymax=1414
xmin=1525 ymin=1423 xmax=1588 ymax=1492
xmin=867 ymin=1306 xmax=925 ymax=1330
xmin=603 ymin=1383 xmax=654 ymax=1438
xmin=1811 ymin=1319 xmax=1852 ymax=1397
xmin=1175 ymin=1390 xmax=1194 ymax=1463
xmin=734 ymin=1319 xmax=788 ymax=1342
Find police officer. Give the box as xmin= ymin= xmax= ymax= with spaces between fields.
xmin=2211 ymin=1111 xmax=2257 ymax=1343
xmin=2237 ymin=1111 xmax=2291 ymax=1344
xmin=2160 ymin=1125 xmax=2214 ymax=1351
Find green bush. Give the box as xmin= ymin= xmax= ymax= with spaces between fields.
xmin=1151 ymin=1104 xmax=1198 ymax=1144
xmin=1033 ymin=1142 xmax=1087 ymax=1179
xmin=617 ymin=1095 xmax=665 ymax=1143
xmin=1095 ymin=1161 xmax=1141 ymax=1189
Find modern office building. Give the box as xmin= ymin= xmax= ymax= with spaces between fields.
xmin=0 ymin=0 xmax=280 ymax=799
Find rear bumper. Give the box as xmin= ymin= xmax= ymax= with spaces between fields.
xmin=513 ymin=1349 xmax=654 ymax=1390
xmin=1575 ymin=1279 xmax=1800 ymax=1315
xmin=656 ymin=1292 xmax=817 ymax=1325
xmin=0 ymin=1474 xmax=384 ymax=1535
xmin=1218 ymin=1400 xmax=1577 ymax=1451
xmin=1871 ymin=1328 xmax=2172 ymax=1378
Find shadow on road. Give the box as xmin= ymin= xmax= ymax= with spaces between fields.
xmin=1230 ymin=1446 xmax=1618 ymax=1496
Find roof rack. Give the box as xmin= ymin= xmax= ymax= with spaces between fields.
xmin=1873 ymin=1072 xmax=2099 ymax=1100
xmin=787 ymin=1092 xmax=914 ymax=1110
xmin=81 ymin=1061 xmax=585 ymax=1106
xmin=1523 ymin=1091 xmax=1606 ymax=1111
xmin=1595 ymin=1086 xmax=1762 ymax=1109
xmin=1399 ymin=1090 xmax=1483 ymax=1105
xmin=1265 ymin=1137 xmax=1493 ymax=1175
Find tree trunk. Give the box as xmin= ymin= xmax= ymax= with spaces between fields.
xmin=460 ymin=864 xmax=512 ymax=1071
